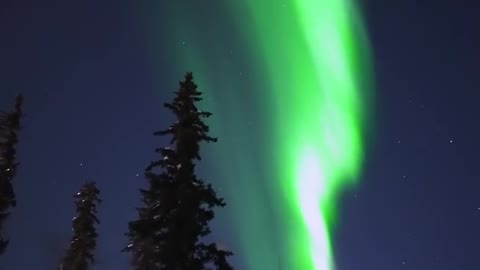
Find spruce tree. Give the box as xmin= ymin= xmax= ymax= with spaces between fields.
xmin=0 ymin=94 xmax=23 ymax=255
xmin=59 ymin=182 xmax=101 ymax=270
xmin=124 ymin=72 xmax=233 ymax=270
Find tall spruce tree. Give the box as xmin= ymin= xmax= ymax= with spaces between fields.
xmin=59 ymin=182 xmax=101 ymax=270
xmin=0 ymin=94 xmax=23 ymax=255
xmin=124 ymin=72 xmax=233 ymax=270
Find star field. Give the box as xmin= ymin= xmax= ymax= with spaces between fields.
xmin=0 ymin=0 xmax=480 ymax=269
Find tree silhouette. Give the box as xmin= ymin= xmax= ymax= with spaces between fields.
xmin=59 ymin=182 xmax=101 ymax=270
xmin=124 ymin=72 xmax=233 ymax=269
xmin=0 ymin=94 xmax=23 ymax=256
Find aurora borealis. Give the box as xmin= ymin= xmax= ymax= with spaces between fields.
xmin=145 ymin=1 xmax=372 ymax=269
xmin=3 ymin=0 xmax=480 ymax=269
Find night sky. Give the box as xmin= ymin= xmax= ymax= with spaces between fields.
xmin=1 ymin=1 xmax=480 ymax=270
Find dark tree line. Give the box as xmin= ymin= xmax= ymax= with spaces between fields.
xmin=124 ymin=72 xmax=233 ymax=270
xmin=0 ymin=72 xmax=233 ymax=270
xmin=59 ymin=182 xmax=101 ymax=270
xmin=0 ymin=95 xmax=23 ymax=256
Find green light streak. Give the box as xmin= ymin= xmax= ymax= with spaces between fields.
xmin=143 ymin=0 xmax=372 ymax=269
xmin=237 ymin=1 xmax=371 ymax=269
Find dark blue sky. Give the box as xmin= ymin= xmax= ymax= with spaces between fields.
xmin=336 ymin=1 xmax=480 ymax=269
xmin=1 ymin=0 xmax=480 ymax=269
xmin=1 ymin=1 xmax=159 ymax=269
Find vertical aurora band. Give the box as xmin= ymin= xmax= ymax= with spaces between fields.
xmin=144 ymin=0 xmax=372 ymax=269
xmin=248 ymin=1 xmax=372 ymax=269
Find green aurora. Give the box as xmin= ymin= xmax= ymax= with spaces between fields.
xmin=142 ymin=0 xmax=373 ymax=269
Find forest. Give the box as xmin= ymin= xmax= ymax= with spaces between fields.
xmin=0 ymin=73 xmax=233 ymax=270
